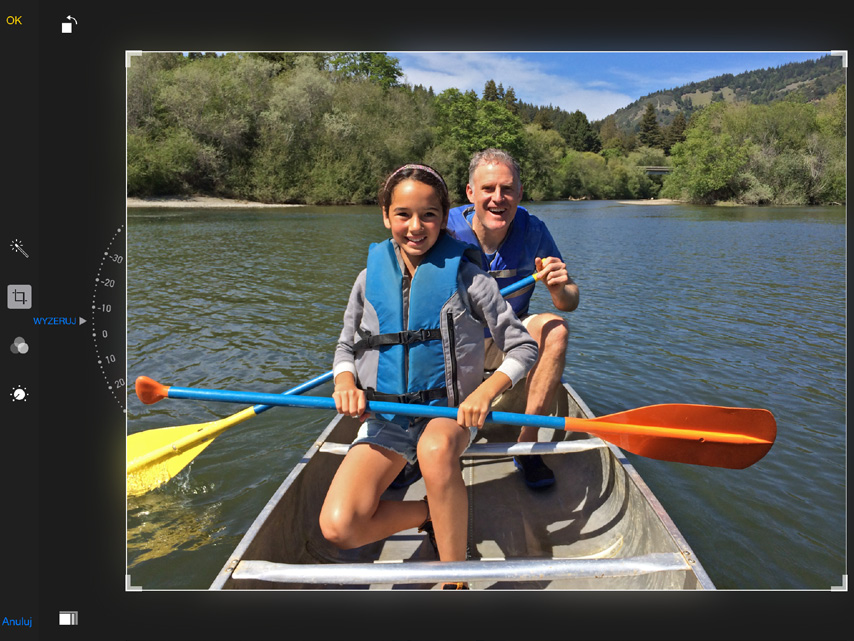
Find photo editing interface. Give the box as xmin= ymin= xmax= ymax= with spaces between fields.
xmin=1 ymin=6 xmax=847 ymax=639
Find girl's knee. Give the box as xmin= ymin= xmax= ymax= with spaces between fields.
xmin=417 ymin=428 xmax=466 ymax=482
xmin=418 ymin=430 xmax=457 ymax=462
xmin=319 ymin=504 xmax=359 ymax=549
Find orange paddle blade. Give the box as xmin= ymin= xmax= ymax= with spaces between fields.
xmin=567 ymin=404 xmax=776 ymax=469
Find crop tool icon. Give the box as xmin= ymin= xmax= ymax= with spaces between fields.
xmin=7 ymin=284 xmax=32 ymax=309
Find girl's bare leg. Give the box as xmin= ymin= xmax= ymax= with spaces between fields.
xmin=417 ymin=418 xmax=472 ymax=562
xmin=319 ymin=443 xmax=428 ymax=549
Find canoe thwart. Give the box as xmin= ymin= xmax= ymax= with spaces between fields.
xmin=318 ymin=438 xmax=608 ymax=458
xmin=231 ymin=553 xmax=693 ymax=585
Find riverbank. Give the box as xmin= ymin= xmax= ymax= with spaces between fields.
xmin=616 ymin=198 xmax=683 ymax=205
xmin=127 ymin=196 xmax=300 ymax=208
xmin=128 ymin=196 xmax=690 ymax=209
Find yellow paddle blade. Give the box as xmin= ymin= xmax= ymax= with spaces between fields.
xmin=127 ymin=407 xmax=258 ymax=497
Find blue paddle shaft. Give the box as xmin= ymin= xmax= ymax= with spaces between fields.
xmin=168 ymin=386 xmax=566 ymax=431
xmin=252 ymin=370 xmax=334 ymax=414
xmin=495 ymin=273 xmax=537 ymax=297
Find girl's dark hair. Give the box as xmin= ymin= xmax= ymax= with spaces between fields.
xmin=379 ymin=164 xmax=450 ymax=216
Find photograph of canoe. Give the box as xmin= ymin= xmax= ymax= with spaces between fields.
xmin=124 ymin=49 xmax=845 ymax=641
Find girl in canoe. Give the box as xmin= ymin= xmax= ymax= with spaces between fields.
xmin=319 ymin=163 xmax=538 ymax=589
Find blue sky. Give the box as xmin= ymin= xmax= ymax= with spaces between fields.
xmin=388 ymin=51 xmax=838 ymax=121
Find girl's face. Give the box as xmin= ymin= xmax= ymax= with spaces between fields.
xmin=383 ymin=178 xmax=447 ymax=274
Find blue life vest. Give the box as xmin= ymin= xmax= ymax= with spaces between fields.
xmin=447 ymin=205 xmax=541 ymax=320
xmin=357 ymin=233 xmax=472 ymax=411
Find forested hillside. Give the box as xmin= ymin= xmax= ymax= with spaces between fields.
xmin=608 ymin=55 xmax=846 ymax=131
xmin=127 ymin=52 xmax=845 ymax=206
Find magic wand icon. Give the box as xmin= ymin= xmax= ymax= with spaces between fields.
xmin=10 ymin=239 xmax=29 ymax=258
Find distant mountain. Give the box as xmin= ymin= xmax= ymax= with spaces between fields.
xmin=605 ymin=55 xmax=846 ymax=131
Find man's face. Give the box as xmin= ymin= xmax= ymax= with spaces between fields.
xmin=465 ymin=161 xmax=523 ymax=236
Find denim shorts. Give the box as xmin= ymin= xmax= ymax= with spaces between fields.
xmin=350 ymin=414 xmax=477 ymax=464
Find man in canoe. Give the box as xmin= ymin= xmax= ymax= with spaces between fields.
xmin=320 ymin=163 xmax=537 ymax=588
xmin=447 ymin=149 xmax=579 ymax=490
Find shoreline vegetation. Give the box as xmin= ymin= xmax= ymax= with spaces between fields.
xmin=127 ymin=196 xmax=686 ymax=209
xmin=127 ymin=54 xmax=845 ymax=209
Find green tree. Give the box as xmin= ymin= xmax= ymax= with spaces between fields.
xmin=249 ymin=58 xmax=336 ymax=202
xmin=598 ymin=115 xmax=635 ymax=153
xmin=156 ymin=54 xmax=279 ymax=196
xmin=305 ymin=81 xmax=436 ymax=204
xmin=532 ymin=109 xmax=553 ymax=130
xmin=474 ymin=101 xmax=525 ymax=157
xmin=662 ymin=111 xmax=687 ymax=154
xmin=638 ymin=102 xmax=663 ymax=148
xmin=483 ymin=79 xmax=499 ymax=101
xmin=560 ymin=151 xmax=616 ymax=199
xmin=432 ymin=88 xmax=525 ymax=199
xmin=559 ymin=110 xmax=600 ymax=152
xmin=127 ymin=127 xmax=210 ymax=196
xmin=662 ymin=103 xmax=750 ymax=203
xmin=327 ymin=52 xmax=403 ymax=89
xmin=519 ymin=124 xmax=567 ymax=200
xmin=126 ymin=52 xmax=187 ymax=134
xmin=503 ymin=87 xmax=518 ymax=115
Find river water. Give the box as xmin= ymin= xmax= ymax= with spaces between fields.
xmin=126 ymin=200 xmax=846 ymax=590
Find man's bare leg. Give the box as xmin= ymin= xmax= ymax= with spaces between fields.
xmin=515 ymin=313 xmax=569 ymax=489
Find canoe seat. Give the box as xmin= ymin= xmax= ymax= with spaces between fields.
xmin=318 ymin=438 xmax=608 ymax=458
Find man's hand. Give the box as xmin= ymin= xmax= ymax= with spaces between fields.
xmin=536 ymin=257 xmax=579 ymax=312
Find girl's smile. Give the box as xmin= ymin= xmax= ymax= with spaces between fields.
xmin=383 ymin=179 xmax=447 ymax=274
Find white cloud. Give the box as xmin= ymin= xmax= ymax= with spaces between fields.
xmin=395 ymin=52 xmax=634 ymax=121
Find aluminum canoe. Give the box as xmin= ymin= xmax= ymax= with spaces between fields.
xmin=210 ymin=379 xmax=714 ymax=590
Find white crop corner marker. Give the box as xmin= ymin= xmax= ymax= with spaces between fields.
xmin=126 ymin=50 xmax=143 ymax=68
xmin=830 ymin=50 xmax=847 ymax=68
xmin=830 ymin=575 xmax=847 ymax=591
xmin=126 ymin=574 xmax=142 ymax=590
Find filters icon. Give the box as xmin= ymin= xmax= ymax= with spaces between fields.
xmin=10 ymin=336 xmax=29 ymax=354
